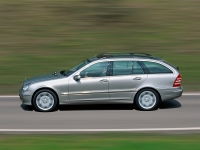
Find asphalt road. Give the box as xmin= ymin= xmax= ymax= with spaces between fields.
xmin=0 ymin=95 xmax=200 ymax=131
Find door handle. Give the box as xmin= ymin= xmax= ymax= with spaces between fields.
xmin=99 ymin=79 xmax=108 ymax=83
xmin=133 ymin=77 xmax=141 ymax=80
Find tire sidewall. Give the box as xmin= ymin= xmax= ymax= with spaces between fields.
xmin=33 ymin=89 xmax=58 ymax=112
xmin=135 ymin=89 xmax=159 ymax=111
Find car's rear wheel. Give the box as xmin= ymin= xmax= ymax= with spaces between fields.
xmin=33 ymin=89 xmax=58 ymax=112
xmin=135 ymin=89 xmax=159 ymax=111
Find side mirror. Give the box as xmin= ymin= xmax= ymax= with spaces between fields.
xmin=73 ymin=75 xmax=81 ymax=81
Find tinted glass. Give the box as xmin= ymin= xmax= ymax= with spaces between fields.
xmin=80 ymin=62 xmax=109 ymax=78
xmin=133 ymin=61 xmax=144 ymax=74
xmin=64 ymin=60 xmax=90 ymax=76
xmin=113 ymin=61 xmax=133 ymax=76
xmin=143 ymin=61 xmax=172 ymax=74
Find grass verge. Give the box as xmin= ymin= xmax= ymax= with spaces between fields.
xmin=0 ymin=133 xmax=200 ymax=150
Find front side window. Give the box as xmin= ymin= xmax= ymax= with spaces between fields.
xmin=80 ymin=62 xmax=109 ymax=78
xmin=113 ymin=61 xmax=133 ymax=76
xmin=142 ymin=61 xmax=173 ymax=74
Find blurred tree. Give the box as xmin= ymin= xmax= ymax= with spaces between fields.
xmin=88 ymin=0 xmax=130 ymax=24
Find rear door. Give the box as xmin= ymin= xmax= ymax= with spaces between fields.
xmin=109 ymin=61 xmax=147 ymax=101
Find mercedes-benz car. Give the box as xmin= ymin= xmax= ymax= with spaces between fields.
xmin=19 ymin=53 xmax=183 ymax=112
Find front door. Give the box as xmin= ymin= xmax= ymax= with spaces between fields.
xmin=68 ymin=61 xmax=110 ymax=101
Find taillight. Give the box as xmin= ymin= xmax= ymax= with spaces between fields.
xmin=173 ymin=74 xmax=181 ymax=87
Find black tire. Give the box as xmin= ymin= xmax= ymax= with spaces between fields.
xmin=32 ymin=89 xmax=58 ymax=112
xmin=135 ymin=89 xmax=159 ymax=111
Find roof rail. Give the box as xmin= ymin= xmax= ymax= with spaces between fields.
xmin=96 ymin=53 xmax=151 ymax=58
xmin=96 ymin=52 xmax=161 ymax=60
xmin=130 ymin=53 xmax=151 ymax=56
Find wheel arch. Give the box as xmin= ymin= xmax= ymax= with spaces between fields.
xmin=31 ymin=87 xmax=59 ymax=106
xmin=133 ymin=87 xmax=162 ymax=103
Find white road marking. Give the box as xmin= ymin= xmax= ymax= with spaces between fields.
xmin=0 ymin=93 xmax=200 ymax=98
xmin=0 ymin=127 xmax=200 ymax=132
xmin=182 ymin=93 xmax=200 ymax=96
xmin=0 ymin=96 xmax=19 ymax=98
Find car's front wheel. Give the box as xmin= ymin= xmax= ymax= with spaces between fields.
xmin=33 ymin=89 xmax=58 ymax=112
xmin=135 ymin=89 xmax=159 ymax=111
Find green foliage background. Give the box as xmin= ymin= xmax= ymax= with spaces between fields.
xmin=0 ymin=0 xmax=200 ymax=94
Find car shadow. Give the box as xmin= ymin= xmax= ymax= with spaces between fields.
xmin=59 ymin=99 xmax=181 ymax=111
xmin=21 ymin=99 xmax=181 ymax=111
xmin=59 ymin=104 xmax=135 ymax=111
xmin=159 ymin=99 xmax=181 ymax=109
xmin=21 ymin=104 xmax=34 ymax=111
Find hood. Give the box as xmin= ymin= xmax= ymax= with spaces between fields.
xmin=23 ymin=72 xmax=64 ymax=85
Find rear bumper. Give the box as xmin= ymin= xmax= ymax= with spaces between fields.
xmin=159 ymin=87 xmax=183 ymax=101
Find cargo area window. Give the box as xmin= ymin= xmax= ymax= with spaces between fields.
xmin=142 ymin=61 xmax=173 ymax=74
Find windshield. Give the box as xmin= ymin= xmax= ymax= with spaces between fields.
xmin=61 ymin=60 xmax=90 ymax=76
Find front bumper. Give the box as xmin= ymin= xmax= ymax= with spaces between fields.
xmin=19 ymin=89 xmax=32 ymax=105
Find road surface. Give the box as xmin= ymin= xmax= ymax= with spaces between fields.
xmin=0 ymin=95 xmax=199 ymax=132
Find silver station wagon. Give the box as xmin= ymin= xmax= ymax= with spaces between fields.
xmin=19 ymin=53 xmax=183 ymax=112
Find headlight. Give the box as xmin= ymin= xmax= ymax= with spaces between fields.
xmin=22 ymin=84 xmax=29 ymax=91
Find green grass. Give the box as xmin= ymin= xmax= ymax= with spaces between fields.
xmin=0 ymin=0 xmax=200 ymax=94
xmin=0 ymin=133 xmax=200 ymax=150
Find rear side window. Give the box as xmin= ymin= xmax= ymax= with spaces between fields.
xmin=113 ymin=61 xmax=132 ymax=76
xmin=142 ymin=61 xmax=172 ymax=74
xmin=133 ymin=61 xmax=144 ymax=74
